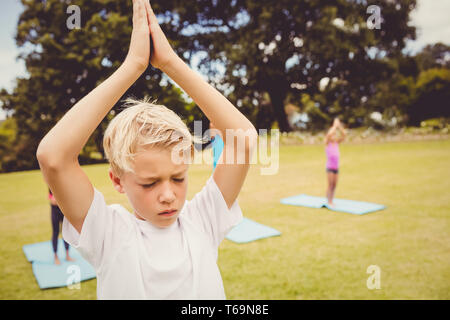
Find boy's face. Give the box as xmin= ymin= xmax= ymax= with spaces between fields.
xmin=109 ymin=146 xmax=189 ymax=228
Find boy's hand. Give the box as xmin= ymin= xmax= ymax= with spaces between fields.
xmin=143 ymin=0 xmax=179 ymax=71
xmin=125 ymin=0 xmax=151 ymax=72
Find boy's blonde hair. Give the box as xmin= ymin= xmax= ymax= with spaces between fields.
xmin=103 ymin=97 xmax=197 ymax=176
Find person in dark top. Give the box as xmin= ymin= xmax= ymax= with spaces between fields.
xmin=48 ymin=188 xmax=75 ymax=265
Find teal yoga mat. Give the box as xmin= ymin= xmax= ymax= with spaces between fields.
xmin=226 ymin=217 xmax=281 ymax=243
xmin=280 ymin=194 xmax=386 ymax=215
xmin=23 ymin=239 xmax=96 ymax=289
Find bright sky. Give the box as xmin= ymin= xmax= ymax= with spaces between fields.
xmin=1 ymin=0 xmax=449 ymax=120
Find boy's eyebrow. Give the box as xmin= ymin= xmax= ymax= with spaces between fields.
xmin=138 ymin=168 xmax=188 ymax=181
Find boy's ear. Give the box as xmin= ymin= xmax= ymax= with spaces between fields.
xmin=109 ymin=169 xmax=125 ymax=193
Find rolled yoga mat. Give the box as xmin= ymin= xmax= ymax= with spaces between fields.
xmin=280 ymin=194 xmax=386 ymax=215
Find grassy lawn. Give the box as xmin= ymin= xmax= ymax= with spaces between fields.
xmin=0 ymin=139 xmax=449 ymax=299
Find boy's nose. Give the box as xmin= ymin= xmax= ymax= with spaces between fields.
xmin=158 ymin=182 xmax=176 ymax=204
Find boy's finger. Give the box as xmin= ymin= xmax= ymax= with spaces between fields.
xmin=137 ymin=0 xmax=144 ymax=20
xmin=135 ymin=0 xmax=147 ymax=27
xmin=132 ymin=3 xmax=142 ymax=29
xmin=143 ymin=0 xmax=152 ymax=25
xmin=133 ymin=0 xmax=142 ymax=22
xmin=132 ymin=0 xmax=138 ymax=21
xmin=146 ymin=0 xmax=157 ymax=20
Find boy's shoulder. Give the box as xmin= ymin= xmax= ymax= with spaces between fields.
xmin=93 ymin=188 xmax=136 ymax=226
xmin=109 ymin=203 xmax=130 ymax=215
xmin=109 ymin=203 xmax=136 ymax=219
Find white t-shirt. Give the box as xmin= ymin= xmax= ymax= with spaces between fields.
xmin=62 ymin=176 xmax=243 ymax=300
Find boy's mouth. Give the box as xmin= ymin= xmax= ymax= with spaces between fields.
xmin=158 ymin=209 xmax=177 ymax=217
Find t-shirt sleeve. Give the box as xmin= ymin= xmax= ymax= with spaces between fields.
xmin=62 ymin=188 xmax=126 ymax=271
xmin=184 ymin=176 xmax=243 ymax=249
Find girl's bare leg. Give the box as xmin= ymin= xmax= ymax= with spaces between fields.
xmin=327 ymin=172 xmax=334 ymax=205
xmin=334 ymin=173 xmax=338 ymax=191
xmin=327 ymin=172 xmax=339 ymax=206
xmin=66 ymin=250 xmax=75 ymax=262
xmin=329 ymin=173 xmax=338 ymax=205
xmin=54 ymin=253 xmax=61 ymax=265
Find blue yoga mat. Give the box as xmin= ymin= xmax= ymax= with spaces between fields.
xmin=280 ymin=194 xmax=386 ymax=215
xmin=23 ymin=239 xmax=96 ymax=289
xmin=226 ymin=217 xmax=281 ymax=244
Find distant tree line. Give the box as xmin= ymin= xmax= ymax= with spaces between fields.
xmin=0 ymin=0 xmax=448 ymax=172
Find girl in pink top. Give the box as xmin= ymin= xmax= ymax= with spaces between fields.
xmin=325 ymin=118 xmax=346 ymax=207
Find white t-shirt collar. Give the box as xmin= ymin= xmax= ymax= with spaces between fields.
xmin=133 ymin=214 xmax=180 ymax=233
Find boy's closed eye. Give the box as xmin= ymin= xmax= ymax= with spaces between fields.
xmin=141 ymin=177 xmax=185 ymax=188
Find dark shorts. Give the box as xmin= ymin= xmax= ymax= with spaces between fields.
xmin=326 ymin=168 xmax=339 ymax=174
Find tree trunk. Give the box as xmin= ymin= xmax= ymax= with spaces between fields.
xmin=268 ymin=88 xmax=291 ymax=132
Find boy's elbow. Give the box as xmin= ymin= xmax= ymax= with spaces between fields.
xmin=37 ymin=150 xmax=59 ymax=171
xmin=36 ymin=141 xmax=54 ymax=165
xmin=36 ymin=142 xmax=72 ymax=170
xmin=36 ymin=142 xmax=50 ymax=166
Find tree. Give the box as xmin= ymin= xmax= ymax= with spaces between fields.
xmin=161 ymin=0 xmax=417 ymax=131
xmin=407 ymin=68 xmax=450 ymax=125
xmin=366 ymin=44 xmax=450 ymax=128
xmin=414 ymin=43 xmax=450 ymax=71
xmin=0 ymin=117 xmax=17 ymax=171
xmin=0 ymin=0 xmax=421 ymax=172
xmin=0 ymin=0 xmax=202 ymax=172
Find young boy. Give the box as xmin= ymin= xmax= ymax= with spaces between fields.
xmin=36 ymin=0 xmax=257 ymax=299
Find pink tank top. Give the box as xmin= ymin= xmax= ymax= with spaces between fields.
xmin=326 ymin=142 xmax=340 ymax=170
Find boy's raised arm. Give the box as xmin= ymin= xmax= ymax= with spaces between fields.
xmin=164 ymin=57 xmax=258 ymax=209
xmin=36 ymin=0 xmax=151 ymax=233
xmin=143 ymin=1 xmax=258 ymax=209
xmin=37 ymin=0 xmax=150 ymax=166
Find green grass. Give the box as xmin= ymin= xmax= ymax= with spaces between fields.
xmin=1 ymin=139 xmax=449 ymax=299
